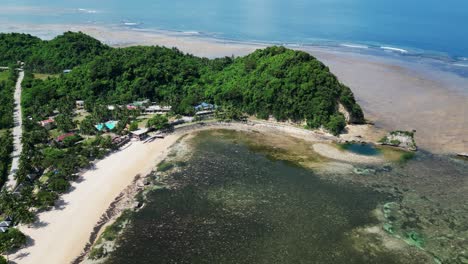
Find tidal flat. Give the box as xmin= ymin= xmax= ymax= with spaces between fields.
xmin=101 ymin=130 xmax=467 ymax=264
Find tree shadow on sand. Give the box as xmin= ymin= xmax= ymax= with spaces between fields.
xmin=7 ymin=236 xmax=35 ymax=263
xmin=53 ymin=198 xmax=69 ymax=210
xmin=28 ymin=220 xmax=48 ymax=229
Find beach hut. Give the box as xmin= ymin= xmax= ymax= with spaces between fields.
xmin=63 ymin=69 xmax=72 ymax=74
xmin=112 ymin=135 xmax=130 ymax=147
xmin=0 ymin=227 xmax=8 ymax=233
xmin=131 ymin=128 xmax=150 ymax=141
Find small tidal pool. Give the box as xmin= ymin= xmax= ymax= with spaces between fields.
xmin=341 ymin=143 xmax=381 ymax=156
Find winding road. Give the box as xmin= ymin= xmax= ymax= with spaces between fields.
xmin=6 ymin=70 xmax=24 ymax=190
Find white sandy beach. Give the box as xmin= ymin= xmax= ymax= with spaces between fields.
xmin=9 ymin=136 xmax=179 ymax=264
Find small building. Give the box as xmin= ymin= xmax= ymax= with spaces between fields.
xmin=131 ymin=128 xmax=150 ymax=141
xmin=112 ymin=135 xmax=130 ymax=147
xmin=63 ymin=69 xmax=72 ymax=74
xmin=107 ymin=105 xmax=116 ymax=111
xmin=76 ymin=100 xmax=85 ymax=110
xmin=0 ymin=227 xmax=8 ymax=233
xmin=56 ymin=132 xmax=75 ymax=143
xmin=144 ymin=105 xmax=172 ymax=114
xmin=39 ymin=118 xmax=55 ymax=130
xmin=195 ymin=102 xmax=215 ymax=111
xmin=0 ymin=221 xmax=11 ymax=228
xmin=126 ymin=105 xmax=138 ymax=110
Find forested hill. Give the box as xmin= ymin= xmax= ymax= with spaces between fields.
xmin=1 ymin=32 xmax=364 ymax=134
xmin=0 ymin=32 xmax=109 ymax=73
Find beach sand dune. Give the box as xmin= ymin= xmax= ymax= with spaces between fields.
xmin=10 ymin=136 xmax=179 ymax=264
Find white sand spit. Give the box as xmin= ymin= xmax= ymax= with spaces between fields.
xmin=10 ymin=135 xmax=179 ymax=264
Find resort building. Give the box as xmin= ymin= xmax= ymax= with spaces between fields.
xmin=144 ymin=105 xmax=172 ymax=114
xmin=131 ymin=128 xmax=150 ymax=141
xmin=39 ymin=118 xmax=56 ymax=130
xmin=63 ymin=69 xmax=72 ymax=74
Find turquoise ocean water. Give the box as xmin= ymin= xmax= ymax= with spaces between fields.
xmin=1 ymin=0 xmax=468 ymax=75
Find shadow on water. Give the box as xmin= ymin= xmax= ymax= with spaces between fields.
xmin=105 ymin=130 xmax=436 ymax=264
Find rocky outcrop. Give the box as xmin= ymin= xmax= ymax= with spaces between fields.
xmin=378 ymin=130 xmax=417 ymax=151
xmin=338 ymin=103 xmax=362 ymax=124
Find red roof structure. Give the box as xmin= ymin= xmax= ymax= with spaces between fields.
xmin=39 ymin=118 xmax=55 ymax=126
xmin=56 ymin=132 xmax=75 ymax=142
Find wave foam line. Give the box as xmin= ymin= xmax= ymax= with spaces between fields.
xmin=381 ymin=46 xmax=408 ymax=53
xmin=340 ymin=43 xmax=369 ymax=49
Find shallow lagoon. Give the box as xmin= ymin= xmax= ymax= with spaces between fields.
xmin=103 ymin=130 xmax=447 ymax=264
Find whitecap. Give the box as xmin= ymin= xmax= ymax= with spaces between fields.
xmin=182 ymin=31 xmax=200 ymax=35
xmin=122 ymin=22 xmax=141 ymax=26
xmin=77 ymin=8 xmax=98 ymax=14
xmin=381 ymin=46 xmax=408 ymax=53
xmin=340 ymin=43 xmax=369 ymax=49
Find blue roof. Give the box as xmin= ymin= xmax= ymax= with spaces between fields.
xmin=105 ymin=121 xmax=118 ymax=130
xmin=95 ymin=121 xmax=118 ymax=131
xmin=95 ymin=123 xmax=105 ymax=131
xmin=195 ymin=102 xmax=215 ymax=110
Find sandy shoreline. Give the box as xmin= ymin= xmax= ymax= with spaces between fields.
xmin=9 ymin=135 xmax=179 ymax=264
xmin=2 ymin=23 xmax=466 ymax=154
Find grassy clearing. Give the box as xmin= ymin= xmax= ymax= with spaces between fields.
xmin=73 ymin=111 xmax=90 ymax=123
xmin=33 ymin=73 xmax=59 ymax=80
xmin=0 ymin=70 xmax=8 ymax=81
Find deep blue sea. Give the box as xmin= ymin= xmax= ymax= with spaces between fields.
xmin=1 ymin=0 xmax=468 ymax=69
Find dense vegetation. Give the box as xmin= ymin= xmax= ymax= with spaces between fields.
xmin=0 ymin=68 xmax=16 ymax=129
xmin=0 ymin=32 xmax=109 ymax=73
xmin=0 ymin=32 xmax=364 ymax=135
xmin=0 ymin=68 xmax=16 ymax=188
xmin=0 ymin=228 xmax=26 ymax=254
